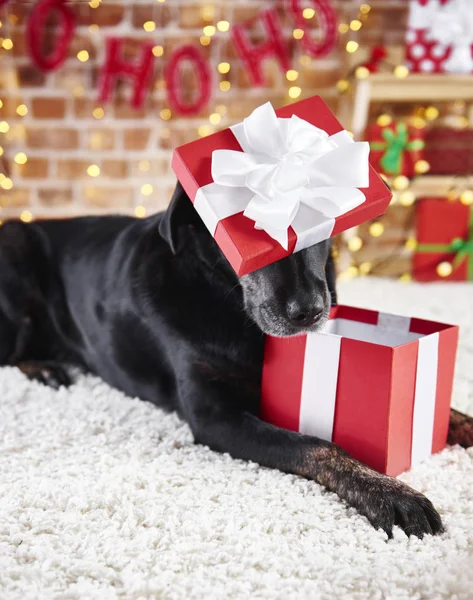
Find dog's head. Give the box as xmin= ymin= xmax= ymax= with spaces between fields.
xmin=160 ymin=182 xmax=337 ymax=337
xmin=240 ymin=241 xmax=335 ymax=337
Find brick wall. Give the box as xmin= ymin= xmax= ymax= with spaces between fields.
xmin=0 ymin=0 xmax=408 ymax=221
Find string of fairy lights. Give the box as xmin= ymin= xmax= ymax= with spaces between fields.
xmin=1 ymin=0 xmax=372 ymax=224
xmin=1 ymin=0 xmax=471 ymax=282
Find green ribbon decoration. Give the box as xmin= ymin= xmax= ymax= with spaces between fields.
xmin=416 ymin=207 xmax=473 ymax=280
xmin=370 ymin=122 xmax=425 ymax=176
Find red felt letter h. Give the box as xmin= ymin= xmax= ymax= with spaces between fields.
xmin=231 ymin=9 xmax=290 ymax=86
xmin=98 ymin=38 xmax=155 ymax=109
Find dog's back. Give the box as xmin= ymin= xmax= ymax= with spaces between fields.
xmin=0 ymin=215 xmax=179 ymax=403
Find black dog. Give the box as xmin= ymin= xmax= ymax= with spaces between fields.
xmin=1 ymin=181 xmax=472 ymax=538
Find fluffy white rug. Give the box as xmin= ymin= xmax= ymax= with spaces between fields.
xmin=1 ymin=279 xmax=473 ymax=600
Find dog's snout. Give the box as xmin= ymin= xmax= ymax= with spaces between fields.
xmin=286 ymin=299 xmax=324 ymax=328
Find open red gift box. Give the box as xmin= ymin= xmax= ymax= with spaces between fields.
xmin=172 ymin=96 xmax=392 ymax=276
xmin=261 ymin=305 xmax=458 ymax=477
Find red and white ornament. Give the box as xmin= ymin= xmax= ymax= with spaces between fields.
xmin=406 ymin=0 xmax=473 ymax=74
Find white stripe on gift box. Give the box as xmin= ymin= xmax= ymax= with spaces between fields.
xmin=299 ymin=332 xmax=341 ymax=440
xmin=411 ymin=332 xmax=439 ymax=466
xmin=298 ymin=312 xmax=440 ymax=467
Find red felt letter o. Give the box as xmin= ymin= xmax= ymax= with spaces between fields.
xmin=26 ymin=0 xmax=75 ymax=72
xmin=166 ymin=45 xmax=212 ymax=116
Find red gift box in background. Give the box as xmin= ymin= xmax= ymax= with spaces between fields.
xmin=172 ymin=96 xmax=391 ymax=276
xmin=366 ymin=121 xmax=425 ymax=178
xmin=261 ymin=305 xmax=458 ymax=477
xmin=414 ymin=197 xmax=473 ymax=281
xmin=424 ymin=128 xmax=473 ymax=175
xmin=406 ymin=0 xmax=473 ymax=74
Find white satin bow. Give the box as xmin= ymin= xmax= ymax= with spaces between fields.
xmin=210 ymin=102 xmax=370 ymax=250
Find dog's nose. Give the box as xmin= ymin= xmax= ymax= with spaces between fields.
xmin=286 ymin=300 xmax=324 ymax=328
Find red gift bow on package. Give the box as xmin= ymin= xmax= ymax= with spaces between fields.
xmin=193 ymin=102 xmax=371 ymax=252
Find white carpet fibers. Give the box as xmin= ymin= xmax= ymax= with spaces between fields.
xmin=1 ymin=279 xmax=473 ymax=600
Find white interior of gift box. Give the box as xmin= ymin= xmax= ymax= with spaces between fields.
xmin=321 ymin=318 xmax=426 ymax=348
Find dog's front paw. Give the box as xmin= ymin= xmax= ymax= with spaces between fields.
xmin=448 ymin=408 xmax=473 ymax=448
xmin=348 ymin=476 xmax=443 ymax=539
xmin=17 ymin=361 xmax=71 ymax=389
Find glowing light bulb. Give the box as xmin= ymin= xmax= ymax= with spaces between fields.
xmin=218 ymin=62 xmax=231 ymax=74
xmin=1 ymin=177 xmax=13 ymax=190
xmin=337 ymin=79 xmax=350 ymax=92
xmin=347 ymin=236 xmax=363 ymax=252
xmin=217 ymin=21 xmax=230 ymax=32
xmin=135 ymin=205 xmax=147 ymax=218
xmin=394 ymin=65 xmax=409 ymax=78
xmin=20 ymin=210 xmax=33 ymax=222
xmin=143 ymin=21 xmax=156 ymax=32
xmin=288 ymin=86 xmax=302 ymax=99
xmin=141 ymin=184 xmax=153 ymax=196
xmin=425 ymin=106 xmax=439 ymax=121
xmin=293 ymin=29 xmax=304 ymax=40
xmin=153 ymin=45 xmax=164 ymax=57
xmin=203 ymin=25 xmax=216 ymax=36
xmin=399 ymin=191 xmax=416 ymax=206
xmin=346 ymin=41 xmax=359 ymax=53
xmin=355 ymin=66 xmax=370 ymax=79
xmin=14 ymin=152 xmax=27 ymax=165
xmin=376 ymin=114 xmax=392 ymax=127
xmin=77 ymin=50 xmax=89 ymax=62
xmin=198 ymin=125 xmax=213 ymax=137
xmin=16 ymin=104 xmax=28 ymax=116
xmin=460 ymin=190 xmax=473 ymax=205
xmin=437 ymin=262 xmax=452 ymax=278
xmin=286 ymin=70 xmax=299 ymax=81
xmin=392 ymin=176 xmax=410 ymax=191
xmin=303 ymin=8 xmax=315 ymax=19
xmin=415 ymin=160 xmax=430 ymax=174
xmin=87 ymin=164 xmax=100 ymax=177
xmin=369 ymin=222 xmax=385 ymax=237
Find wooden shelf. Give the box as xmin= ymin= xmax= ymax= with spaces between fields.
xmin=348 ymin=73 xmax=473 ymax=137
xmin=408 ymin=175 xmax=472 ymax=197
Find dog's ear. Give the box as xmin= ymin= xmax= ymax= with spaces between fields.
xmin=158 ymin=181 xmax=196 ymax=254
xmin=325 ymin=244 xmax=338 ymax=306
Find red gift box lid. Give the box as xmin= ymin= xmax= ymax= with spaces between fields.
xmin=172 ymin=96 xmax=392 ymax=275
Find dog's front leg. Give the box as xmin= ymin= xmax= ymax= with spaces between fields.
xmin=180 ymin=374 xmax=443 ymax=539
